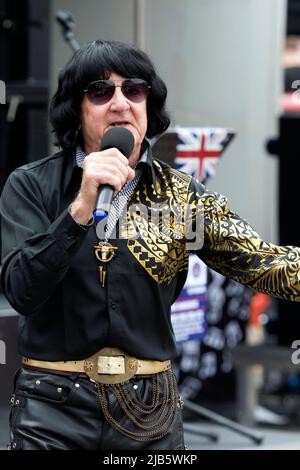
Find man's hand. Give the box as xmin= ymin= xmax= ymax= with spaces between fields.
xmin=70 ymin=148 xmax=135 ymax=225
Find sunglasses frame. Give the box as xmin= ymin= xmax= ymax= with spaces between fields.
xmin=84 ymin=78 xmax=151 ymax=105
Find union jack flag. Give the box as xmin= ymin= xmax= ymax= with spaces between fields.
xmin=174 ymin=127 xmax=235 ymax=183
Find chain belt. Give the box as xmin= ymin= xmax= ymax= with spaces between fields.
xmin=23 ymin=347 xmax=178 ymax=442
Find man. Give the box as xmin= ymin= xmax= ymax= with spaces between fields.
xmin=1 ymin=39 xmax=300 ymax=450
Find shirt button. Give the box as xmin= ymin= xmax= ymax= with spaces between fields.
xmin=111 ymin=303 xmax=117 ymax=310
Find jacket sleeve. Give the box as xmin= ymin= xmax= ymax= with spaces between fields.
xmin=0 ymin=168 xmax=88 ymax=315
xmin=188 ymin=179 xmax=300 ymax=302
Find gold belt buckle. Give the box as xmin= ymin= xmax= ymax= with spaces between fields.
xmin=83 ymin=347 xmax=139 ymax=384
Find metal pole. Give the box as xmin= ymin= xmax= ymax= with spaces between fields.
xmin=184 ymin=399 xmax=264 ymax=445
xmin=134 ymin=0 xmax=146 ymax=50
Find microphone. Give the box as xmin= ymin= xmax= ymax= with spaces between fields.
xmin=93 ymin=127 xmax=135 ymax=222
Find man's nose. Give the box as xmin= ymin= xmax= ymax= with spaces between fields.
xmin=109 ymin=87 xmax=130 ymax=111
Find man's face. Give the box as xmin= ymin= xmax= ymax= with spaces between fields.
xmin=80 ymin=72 xmax=148 ymax=167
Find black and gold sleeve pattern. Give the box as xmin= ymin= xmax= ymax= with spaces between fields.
xmin=191 ymin=180 xmax=300 ymax=302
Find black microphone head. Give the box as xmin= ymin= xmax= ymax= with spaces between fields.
xmin=100 ymin=127 xmax=135 ymax=158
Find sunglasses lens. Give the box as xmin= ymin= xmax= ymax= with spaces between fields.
xmin=87 ymin=81 xmax=114 ymax=104
xmin=85 ymin=79 xmax=149 ymax=104
xmin=122 ymin=80 xmax=149 ymax=102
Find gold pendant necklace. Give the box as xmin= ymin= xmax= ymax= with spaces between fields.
xmin=94 ymin=241 xmax=118 ymax=287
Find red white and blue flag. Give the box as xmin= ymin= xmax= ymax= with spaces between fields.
xmin=174 ymin=127 xmax=235 ymax=183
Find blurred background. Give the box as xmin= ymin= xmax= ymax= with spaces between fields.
xmin=1 ymin=0 xmax=300 ymax=450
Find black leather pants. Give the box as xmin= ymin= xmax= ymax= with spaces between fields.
xmin=9 ymin=368 xmax=185 ymax=450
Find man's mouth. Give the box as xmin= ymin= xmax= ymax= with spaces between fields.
xmin=110 ymin=121 xmax=131 ymax=127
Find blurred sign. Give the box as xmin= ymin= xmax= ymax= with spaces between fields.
xmin=171 ymin=255 xmax=207 ymax=343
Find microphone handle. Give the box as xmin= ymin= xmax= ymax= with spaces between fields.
xmin=93 ymin=185 xmax=114 ymax=222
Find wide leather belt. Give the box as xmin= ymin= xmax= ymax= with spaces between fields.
xmin=22 ymin=347 xmax=171 ymax=384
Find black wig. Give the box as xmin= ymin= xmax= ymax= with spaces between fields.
xmin=49 ymin=39 xmax=170 ymax=149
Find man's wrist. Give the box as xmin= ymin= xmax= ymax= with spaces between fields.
xmin=68 ymin=203 xmax=94 ymax=230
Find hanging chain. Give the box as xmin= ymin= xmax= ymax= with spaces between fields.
xmin=95 ymin=370 xmax=178 ymax=441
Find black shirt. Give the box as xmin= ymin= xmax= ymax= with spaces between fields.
xmin=1 ymin=147 xmax=300 ymax=361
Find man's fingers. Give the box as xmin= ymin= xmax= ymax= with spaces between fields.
xmin=128 ymin=167 xmax=136 ymax=181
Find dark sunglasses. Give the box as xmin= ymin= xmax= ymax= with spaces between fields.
xmin=84 ymin=78 xmax=150 ymax=105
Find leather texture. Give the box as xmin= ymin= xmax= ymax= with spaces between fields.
xmin=9 ymin=368 xmax=185 ymax=450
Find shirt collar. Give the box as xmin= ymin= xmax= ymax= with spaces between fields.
xmin=136 ymin=140 xmax=157 ymax=192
